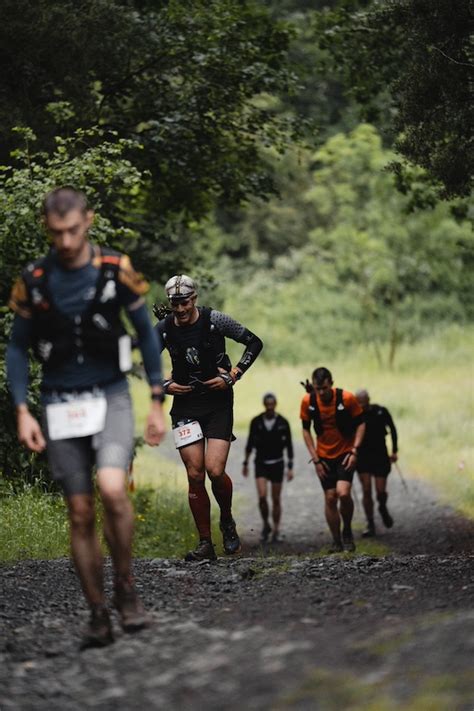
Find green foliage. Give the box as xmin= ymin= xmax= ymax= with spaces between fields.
xmin=311 ymin=0 xmax=473 ymax=198
xmin=0 ymin=476 xmax=220 ymax=562
xmin=216 ymin=125 xmax=473 ymax=365
xmin=132 ymin=486 xmax=205 ymax=559
xmin=1 ymin=0 xmax=298 ymax=234
xmin=0 ymin=482 xmax=69 ymax=561
xmin=0 ymin=124 xmax=145 ymax=484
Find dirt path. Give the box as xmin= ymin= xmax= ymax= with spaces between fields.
xmin=1 ymin=438 xmax=473 ymax=710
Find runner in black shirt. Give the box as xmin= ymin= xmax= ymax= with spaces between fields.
xmin=355 ymin=389 xmax=398 ymax=537
xmin=243 ymin=393 xmax=293 ymax=542
xmin=156 ymin=275 xmax=263 ymax=561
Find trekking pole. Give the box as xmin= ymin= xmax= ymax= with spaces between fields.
xmin=394 ymin=462 xmax=408 ymax=492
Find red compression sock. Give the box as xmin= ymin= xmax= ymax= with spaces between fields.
xmin=211 ymin=473 xmax=233 ymax=523
xmin=188 ymin=478 xmax=211 ymax=540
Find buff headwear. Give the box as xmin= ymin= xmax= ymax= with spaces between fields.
xmin=165 ymin=275 xmax=197 ymax=303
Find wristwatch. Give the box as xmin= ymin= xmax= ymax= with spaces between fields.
xmin=151 ymin=391 xmax=165 ymax=403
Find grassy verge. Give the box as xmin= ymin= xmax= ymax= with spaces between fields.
xmin=231 ymin=326 xmax=473 ymax=518
xmin=0 ymin=447 xmax=221 ymax=563
xmin=132 ymin=325 xmax=473 ymax=518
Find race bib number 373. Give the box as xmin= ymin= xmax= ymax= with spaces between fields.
xmin=46 ymin=397 xmax=107 ymax=441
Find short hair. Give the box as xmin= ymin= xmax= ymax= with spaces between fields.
xmin=355 ymin=389 xmax=370 ymax=400
xmin=263 ymin=392 xmax=276 ymax=403
xmin=312 ymin=367 xmax=333 ymax=385
xmin=42 ymin=187 xmax=89 ymax=218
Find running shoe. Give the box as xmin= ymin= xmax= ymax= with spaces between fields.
xmin=327 ymin=541 xmax=343 ymax=553
xmin=81 ymin=605 xmax=114 ymax=649
xmin=362 ymin=524 xmax=376 ymax=538
xmin=271 ymin=531 xmax=281 ymax=544
xmin=379 ymin=505 xmax=394 ymax=528
xmin=342 ymin=532 xmax=356 ymax=552
xmin=260 ymin=523 xmax=272 ymax=543
xmin=220 ymin=518 xmax=242 ymax=555
xmin=114 ymin=578 xmax=150 ymax=632
xmin=184 ymin=539 xmax=217 ymax=562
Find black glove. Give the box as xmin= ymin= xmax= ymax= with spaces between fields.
xmin=153 ymin=302 xmax=172 ymax=320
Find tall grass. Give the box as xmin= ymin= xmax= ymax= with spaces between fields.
xmin=0 ymin=449 xmax=221 ymax=563
xmin=132 ymin=325 xmax=473 ymax=517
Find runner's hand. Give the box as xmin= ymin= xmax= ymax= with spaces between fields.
xmin=287 ymin=468 xmax=294 ymax=482
xmin=167 ymin=382 xmax=193 ymax=395
xmin=144 ymin=405 xmax=166 ymax=446
xmin=390 ymin=453 xmax=398 ymax=463
xmin=342 ymin=452 xmax=357 ymax=471
xmin=17 ymin=410 xmax=46 ymax=453
xmin=314 ymin=460 xmax=329 ymax=480
xmin=242 ymin=463 xmax=249 ymax=478
xmin=203 ymin=375 xmax=231 ymax=390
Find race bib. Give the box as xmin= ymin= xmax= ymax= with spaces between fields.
xmin=173 ymin=420 xmax=203 ymax=449
xmin=46 ymin=395 xmax=107 ymax=441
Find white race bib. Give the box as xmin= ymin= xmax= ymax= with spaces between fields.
xmin=173 ymin=420 xmax=203 ymax=449
xmin=46 ymin=396 xmax=107 ymax=441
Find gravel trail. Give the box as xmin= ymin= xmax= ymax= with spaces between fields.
xmin=1 ymin=437 xmax=473 ymax=710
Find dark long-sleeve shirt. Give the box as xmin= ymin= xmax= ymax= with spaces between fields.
xmin=7 ymin=249 xmax=162 ymax=404
xmin=245 ymin=413 xmax=293 ymax=466
xmin=156 ymin=308 xmax=263 ymax=417
xmin=358 ymin=404 xmax=398 ymax=456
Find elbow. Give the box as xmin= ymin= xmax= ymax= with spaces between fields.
xmin=254 ymin=336 xmax=264 ymax=355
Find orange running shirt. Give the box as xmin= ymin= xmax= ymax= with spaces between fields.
xmin=300 ymin=389 xmax=363 ymax=460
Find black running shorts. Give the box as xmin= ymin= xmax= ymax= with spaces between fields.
xmin=357 ymin=452 xmax=391 ymax=477
xmin=255 ymin=461 xmax=285 ymax=484
xmin=318 ymin=453 xmax=354 ymax=491
xmin=172 ymin=405 xmax=234 ymax=442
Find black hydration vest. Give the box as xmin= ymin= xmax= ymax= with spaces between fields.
xmin=22 ymin=247 xmax=128 ymax=368
xmin=309 ymin=388 xmax=356 ymax=438
xmin=162 ymin=306 xmax=232 ymax=385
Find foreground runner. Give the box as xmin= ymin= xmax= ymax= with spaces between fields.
xmin=300 ymin=367 xmax=365 ymax=552
xmin=156 ymin=275 xmax=263 ymax=561
xmin=7 ymin=187 xmax=166 ymax=648
xmin=243 ymin=393 xmax=294 ymax=543
xmin=355 ymin=389 xmax=398 ymax=537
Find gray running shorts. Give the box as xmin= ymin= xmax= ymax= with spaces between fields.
xmin=42 ymin=382 xmax=134 ymax=497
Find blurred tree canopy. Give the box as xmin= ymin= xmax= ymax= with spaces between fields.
xmin=215 ymin=125 xmax=473 ymax=365
xmin=0 ymin=0 xmax=299 ymax=281
xmin=310 ymin=0 xmax=473 ymax=198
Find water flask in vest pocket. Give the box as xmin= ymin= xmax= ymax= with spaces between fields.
xmin=173 ymin=419 xmax=203 ymax=449
xmin=118 ymin=335 xmax=132 ymax=372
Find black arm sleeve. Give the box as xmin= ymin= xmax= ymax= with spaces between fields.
xmin=285 ymin=420 xmax=294 ymax=465
xmin=210 ymin=310 xmax=263 ymax=373
xmin=245 ymin=418 xmax=258 ymax=459
xmin=384 ymin=408 xmax=398 ymax=453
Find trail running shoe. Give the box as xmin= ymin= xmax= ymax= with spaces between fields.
xmin=271 ymin=531 xmax=281 ymax=544
xmin=362 ymin=524 xmax=376 ymax=538
xmin=220 ymin=518 xmax=242 ymax=555
xmin=184 ymin=539 xmax=217 ymax=562
xmin=327 ymin=541 xmax=343 ymax=554
xmin=81 ymin=605 xmax=114 ymax=650
xmin=114 ymin=578 xmax=150 ymax=632
xmin=379 ymin=505 xmax=394 ymax=528
xmin=260 ymin=523 xmax=272 ymax=543
xmin=342 ymin=532 xmax=356 ymax=552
